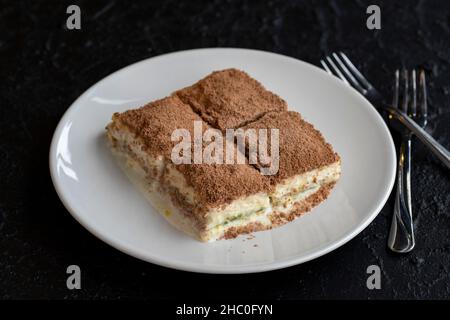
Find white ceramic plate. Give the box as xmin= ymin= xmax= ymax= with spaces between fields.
xmin=50 ymin=48 xmax=396 ymax=273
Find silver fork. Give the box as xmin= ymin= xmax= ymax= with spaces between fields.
xmin=386 ymin=69 xmax=427 ymax=252
xmin=320 ymin=53 xmax=450 ymax=252
xmin=320 ymin=53 xmax=450 ymax=170
xmin=322 ymin=54 xmax=417 ymax=252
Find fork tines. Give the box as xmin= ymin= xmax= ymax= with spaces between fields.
xmin=393 ymin=69 xmax=428 ymax=124
xmin=320 ymin=52 xmax=373 ymax=95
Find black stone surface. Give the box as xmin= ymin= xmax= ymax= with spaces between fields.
xmin=1 ymin=0 xmax=449 ymax=300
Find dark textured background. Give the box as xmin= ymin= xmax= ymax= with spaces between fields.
xmin=1 ymin=0 xmax=449 ymax=300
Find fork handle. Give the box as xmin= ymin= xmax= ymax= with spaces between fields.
xmin=386 ymin=106 xmax=450 ymax=170
xmin=388 ymin=138 xmax=415 ymax=253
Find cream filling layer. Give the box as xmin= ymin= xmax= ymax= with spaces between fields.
xmin=271 ymin=162 xmax=341 ymax=213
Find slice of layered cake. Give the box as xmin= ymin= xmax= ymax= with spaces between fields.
xmin=106 ymin=69 xmax=341 ymax=241
xmin=106 ymin=95 xmax=274 ymax=241
xmin=238 ymin=111 xmax=341 ymax=225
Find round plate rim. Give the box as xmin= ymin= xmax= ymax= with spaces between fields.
xmin=49 ymin=48 xmax=396 ymax=274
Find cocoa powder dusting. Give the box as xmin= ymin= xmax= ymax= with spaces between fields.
xmin=174 ymin=68 xmax=287 ymax=130
xmin=176 ymin=162 xmax=271 ymax=208
xmin=240 ymin=111 xmax=340 ymax=184
xmin=114 ymin=96 xmax=202 ymax=158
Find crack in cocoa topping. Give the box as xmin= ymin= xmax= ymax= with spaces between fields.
xmin=174 ymin=68 xmax=288 ymax=130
